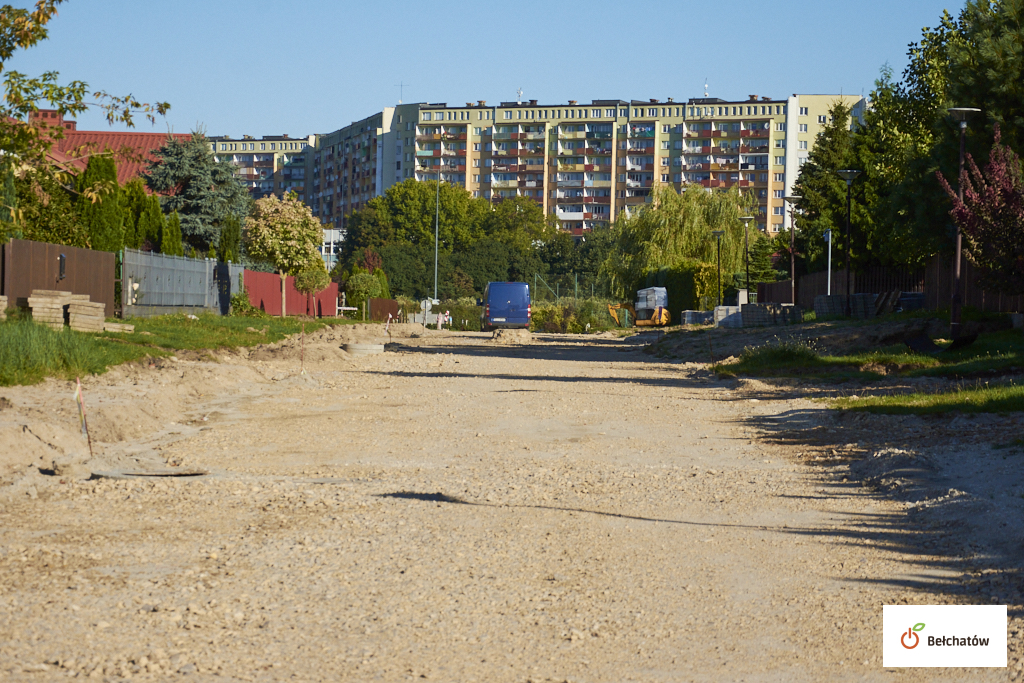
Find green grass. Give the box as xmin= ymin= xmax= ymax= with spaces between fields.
xmin=832 ymin=382 xmax=1024 ymax=415
xmin=0 ymin=312 xmax=367 ymax=386
xmin=0 ymin=317 xmax=152 ymax=386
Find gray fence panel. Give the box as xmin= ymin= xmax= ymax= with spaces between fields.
xmin=123 ymin=249 xmax=215 ymax=309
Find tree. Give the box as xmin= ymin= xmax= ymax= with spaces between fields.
xmin=938 ymin=126 xmax=1024 ymax=295
xmin=244 ymin=194 xmax=323 ymax=317
xmin=14 ymin=168 xmax=88 ymax=247
xmin=74 ymin=155 xmax=122 ymax=251
xmin=0 ymin=163 xmax=17 ymax=241
xmin=120 ymin=177 xmax=147 ymax=249
xmin=136 ymin=194 xmax=164 ymax=251
xmin=161 ymin=211 xmax=183 ymax=256
xmin=218 ymin=214 xmax=241 ymax=263
xmin=603 ymin=184 xmax=755 ymax=298
xmin=749 ymin=234 xmax=782 ymax=284
xmin=0 ymin=1 xmax=169 ymax=175
xmin=143 ymin=132 xmax=251 ymax=253
xmin=345 ymin=272 xmax=382 ymax=315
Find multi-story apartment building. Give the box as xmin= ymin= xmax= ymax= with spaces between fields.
xmin=306 ymin=94 xmax=866 ymax=266
xmin=208 ymin=134 xmax=314 ymax=202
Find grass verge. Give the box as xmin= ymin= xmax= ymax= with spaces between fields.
xmin=832 ymin=382 xmax=1024 ymax=415
xmin=1 ymin=312 xmax=367 ymax=386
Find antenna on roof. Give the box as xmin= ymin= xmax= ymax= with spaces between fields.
xmin=517 ymin=87 xmax=523 ymax=104
xmin=704 ymin=78 xmax=709 ymax=98
xmin=394 ymin=81 xmax=411 ymax=104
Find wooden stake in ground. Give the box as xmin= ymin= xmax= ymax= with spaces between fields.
xmin=386 ymin=313 xmax=393 ymax=344
xmin=707 ymin=330 xmax=716 ymax=369
xmin=73 ymin=377 xmax=94 ymax=458
xmin=300 ymin=323 xmax=306 ymax=375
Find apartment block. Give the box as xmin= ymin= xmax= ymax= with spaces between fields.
xmin=305 ymin=93 xmax=866 ymax=266
xmin=208 ymin=135 xmax=314 ymax=202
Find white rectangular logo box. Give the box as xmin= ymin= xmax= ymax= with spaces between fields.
xmin=883 ymin=605 xmax=1006 ymax=667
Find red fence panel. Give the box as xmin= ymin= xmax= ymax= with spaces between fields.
xmin=243 ymin=270 xmax=337 ymax=317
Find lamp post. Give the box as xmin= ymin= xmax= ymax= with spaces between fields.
xmin=712 ymin=230 xmax=725 ymax=308
xmin=947 ymin=107 xmax=981 ymax=339
xmin=835 ymin=171 xmax=860 ymax=316
xmin=783 ymin=196 xmax=801 ymax=305
xmin=740 ymin=215 xmax=755 ymax=300
xmin=433 ymin=173 xmax=440 ymax=302
xmin=824 ymin=227 xmax=832 ymax=295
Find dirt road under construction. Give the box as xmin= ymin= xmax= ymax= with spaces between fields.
xmin=0 ymin=325 xmax=1020 ymax=681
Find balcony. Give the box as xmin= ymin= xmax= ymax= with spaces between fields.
xmin=522 ymin=131 xmax=546 ymax=140
xmin=585 ymin=147 xmax=612 ymax=155
xmin=628 ymin=129 xmax=656 ymax=138
xmin=519 ymin=180 xmax=540 ymax=188
xmin=559 ymin=131 xmax=586 ymax=139
xmin=415 ymin=150 xmax=436 ymax=157
xmin=585 ymin=132 xmax=613 ymax=139
xmin=742 ymin=129 xmax=770 ymax=138
xmin=558 ymin=180 xmax=584 ymax=187
xmin=491 ymin=180 xmax=517 ymax=189
xmin=583 ymin=179 xmax=612 ymax=188
xmin=493 ymin=132 xmax=513 ymax=140
xmin=685 ymin=163 xmax=709 ymax=171
xmin=520 ymin=147 xmax=544 ymax=155
xmin=558 ymin=164 xmax=584 ymax=172
xmin=557 ymin=211 xmax=585 ymax=220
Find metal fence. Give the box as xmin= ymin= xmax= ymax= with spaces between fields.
xmin=1 ymin=239 xmax=116 ymax=317
xmin=122 ymin=249 xmax=243 ymax=316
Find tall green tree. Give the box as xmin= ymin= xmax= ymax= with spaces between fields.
xmin=75 ymin=155 xmax=123 ymax=251
xmin=137 ymin=194 xmax=165 ymax=251
xmin=142 ymin=132 xmax=250 ymax=253
xmin=120 ymin=177 xmax=148 ymax=249
xmin=161 ymin=211 xmax=183 ymax=256
xmin=14 ymin=169 xmax=88 ymax=247
xmin=218 ymin=214 xmax=241 ymax=262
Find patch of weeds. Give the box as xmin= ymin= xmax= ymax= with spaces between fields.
xmin=832 ymin=381 xmax=1024 ymax=415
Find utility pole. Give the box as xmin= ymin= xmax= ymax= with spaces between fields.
xmin=947 ymin=107 xmax=980 ymax=338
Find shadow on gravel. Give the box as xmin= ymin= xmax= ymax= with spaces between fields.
xmin=371 ymin=369 xmax=718 ymax=391
xmin=386 ymin=340 xmax=653 ymax=365
xmin=746 ymin=406 xmax=1024 ymax=613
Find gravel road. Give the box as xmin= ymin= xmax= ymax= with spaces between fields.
xmin=0 ymin=327 xmax=1014 ymax=681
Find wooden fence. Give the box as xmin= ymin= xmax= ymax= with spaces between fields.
xmin=1 ymin=239 xmax=115 ymax=317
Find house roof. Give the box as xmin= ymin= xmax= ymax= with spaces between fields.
xmin=31 ymin=110 xmax=191 ymax=186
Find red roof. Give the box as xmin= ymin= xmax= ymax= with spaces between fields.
xmin=31 ymin=110 xmax=191 ymax=186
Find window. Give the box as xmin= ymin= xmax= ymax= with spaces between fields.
xmin=662 ymin=125 xmax=670 ymax=133
xmin=775 ymin=139 xmax=785 ymax=148
xmin=798 ymin=140 xmax=808 ymax=150
xmin=473 ymin=143 xmax=480 ymax=151
xmin=219 ymin=143 xmax=227 ymax=151
xmin=774 ymin=156 xmax=785 ymax=165
xmin=504 ymin=111 xmax=513 ymax=120
xmin=817 ymin=115 xmax=827 ymax=124
xmin=760 ymin=173 xmax=769 ymax=182
xmin=648 ymin=108 xmax=657 ymax=116
xmin=474 ymin=127 xmax=482 ymax=135
xmin=473 ymin=159 xmax=480 ymax=167
xmin=799 ymin=124 xmax=808 ymax=133
xmin=660 ymin=157 xmax=669 ymax=166
xmin=618 ymin=174 xmax=626 ymax=182
xmin=474 ymin=174 xmax=480 ymax=182
xmin=799 ymin=156 xmax=809 ymax=166
xmin=270 ymin=143 xmax=276 ymax=150
xmin=661 ymin=141 xmax=670 ymax=149
xmin=605 ymin=109 xmax=615 ymax=117
xmin=423 ymin=112 xmax=432 ymax=121
xmin=773 ymin=190 xmax=784 ymax=198
xmin=661 ymin=174 xmax=669 ymax=182
xmin=776 ymin=122 xmax=786 ymax=131
xmin=774 ymin=172 xmax=785 ymax=182
xmin=773 ymin=206 xmax=785 ymax=215
xmin=799 ymin=107 xmax=808 ymax=116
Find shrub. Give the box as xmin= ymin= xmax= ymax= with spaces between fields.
xmin=345 ymin=272 xmax=382 ymax=312
xmin=230 ymin=287 xmax=266 ymax=317
xmin=295 ymin=267 xmax=331 ymax=296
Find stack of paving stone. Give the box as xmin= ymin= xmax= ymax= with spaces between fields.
xmin=850 ymin=293 xmax=878 ymax=319
xmin=740 ymin=303 xmax=803 ymax=328
xmin=102 ymin=321 xmax=135 ymax=333
xmin=68 ymin=296 xmax=106 ymax=332
xmin=0 ymin=295 xmax=7 ymax=321
xmin=27 ymin=290 xmax=71 ymax=330
xmin=813 ymin=295 xmax=847 ymax=319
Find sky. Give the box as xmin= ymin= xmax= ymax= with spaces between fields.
xmin=7 ymin=0 xmax=965 ymax=139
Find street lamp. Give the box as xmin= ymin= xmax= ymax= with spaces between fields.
xmin=835 ymin=170 xmax=861 ymax=316
xmin=947 ymin=107 xmax=981 ymax=339
xmin=783 ymin=196 xmax=801 ymax=305
xmin=711 ymin=230 xmax=725 ymax=308
xmin=823 ymin=226 xmax=833 ymax=295
xmin=433 ymin=173 xmax=440 ymax=302
xmin=740 ymin=215 xmax=755 ymax=300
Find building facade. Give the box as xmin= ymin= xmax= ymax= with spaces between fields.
xmin=305 ymin=94 xmax=866 ymax=267
xmin=208 ymin=135 xmax=314 ymax=203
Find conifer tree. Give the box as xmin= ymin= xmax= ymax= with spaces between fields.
xmin=76 ymin=156 xmax=123 ymax=251
xmin=161 ymin=211 xmax=184 ymax=256
xmin=218 ymin=214 xmax=241 ymax=262
xmin=137 ymin=195 xmax=165 ymax=251
xmin=120 ymin=177 xmax=147 ymax=249
xmin=749 ymin=234 xmax=781 ymax=283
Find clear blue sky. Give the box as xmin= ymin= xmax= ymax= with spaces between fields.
xmin=7 ymin=0 xmax=964 ymax=138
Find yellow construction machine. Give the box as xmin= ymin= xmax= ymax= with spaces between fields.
xmin=607 ymin=302 xmax=671 ymax=327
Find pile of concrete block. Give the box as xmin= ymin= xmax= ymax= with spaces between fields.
xmin=68 ymin=297 xmax=105 ymax=332
xmin=740 ymin=303 xmax=802 ymax=327
xmin=0 ymin=295 xmax=7 ymax=321
xmin=102 ymin=322 xmax=135 ymax=333
xmin=813 ymin=295 xmax=846 ymax=318
xmin=713 ymin=306 xmax=743 ymax=328
xmin=27 ymin=290 xmax=71 ymax=330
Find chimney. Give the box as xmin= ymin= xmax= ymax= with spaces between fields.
xmin=466 ymin=102 xmax=473 ymax=107
xmin=761 ymin=96 xmax=771 ymax=101
xmin=478 ymin=100 xmax=486 ymax=106
xmin=568 ymin=100 xmax=577 ymax=105
xmin=749 ymin=95 xmax=758 ymax=101
xmin=667 ymin=97 xmax=674 ymax=103
xmin=650 ymin=98 xmax=658 ymax=103
xmin=529 ymin=99 xmax=537 ymax=105
xmin=283 ymin=134 xmax=289 ymax=138
xmin=63 ymin=120 xmax=76 ymax=131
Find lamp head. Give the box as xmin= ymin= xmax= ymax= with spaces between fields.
xmin=711 ymin=230 xmax=725 ymax=238
xmin=836 ymin=170 xmax=860 ymax=184
xmin=783 ymin=195 xmax=802 ymax=204
xmin=947 ymin=107 xmax=981 ymax=123
xmin=740 ymin=215 xmax=755 ymax=223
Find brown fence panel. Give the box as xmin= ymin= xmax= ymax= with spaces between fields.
xmin=1 ymin=239 xmax=115 ymax=317
xmin=925 ymin=254 xmax=1023 ymax=313
xmin=243 ymin=270 xmax=338 ymax=317
xmin=368 ymin=298 xmax=399 ymax=322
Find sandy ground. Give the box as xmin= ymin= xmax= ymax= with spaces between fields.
xmin=0 ymin=324 xmax=1021 ymax=681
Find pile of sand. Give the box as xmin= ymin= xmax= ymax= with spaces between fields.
xmin=490 ymin=328 xmax=532 ymax=345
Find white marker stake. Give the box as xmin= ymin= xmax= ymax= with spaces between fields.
xmin=73 ymin=377 xmax=93 ymax=458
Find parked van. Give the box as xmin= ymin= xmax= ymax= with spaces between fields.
xmin=480 ymin=282 xmax=531 ymax=332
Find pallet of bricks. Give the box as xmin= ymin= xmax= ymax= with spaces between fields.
xmin=26 ymin=290 xmax=71 ymax=330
